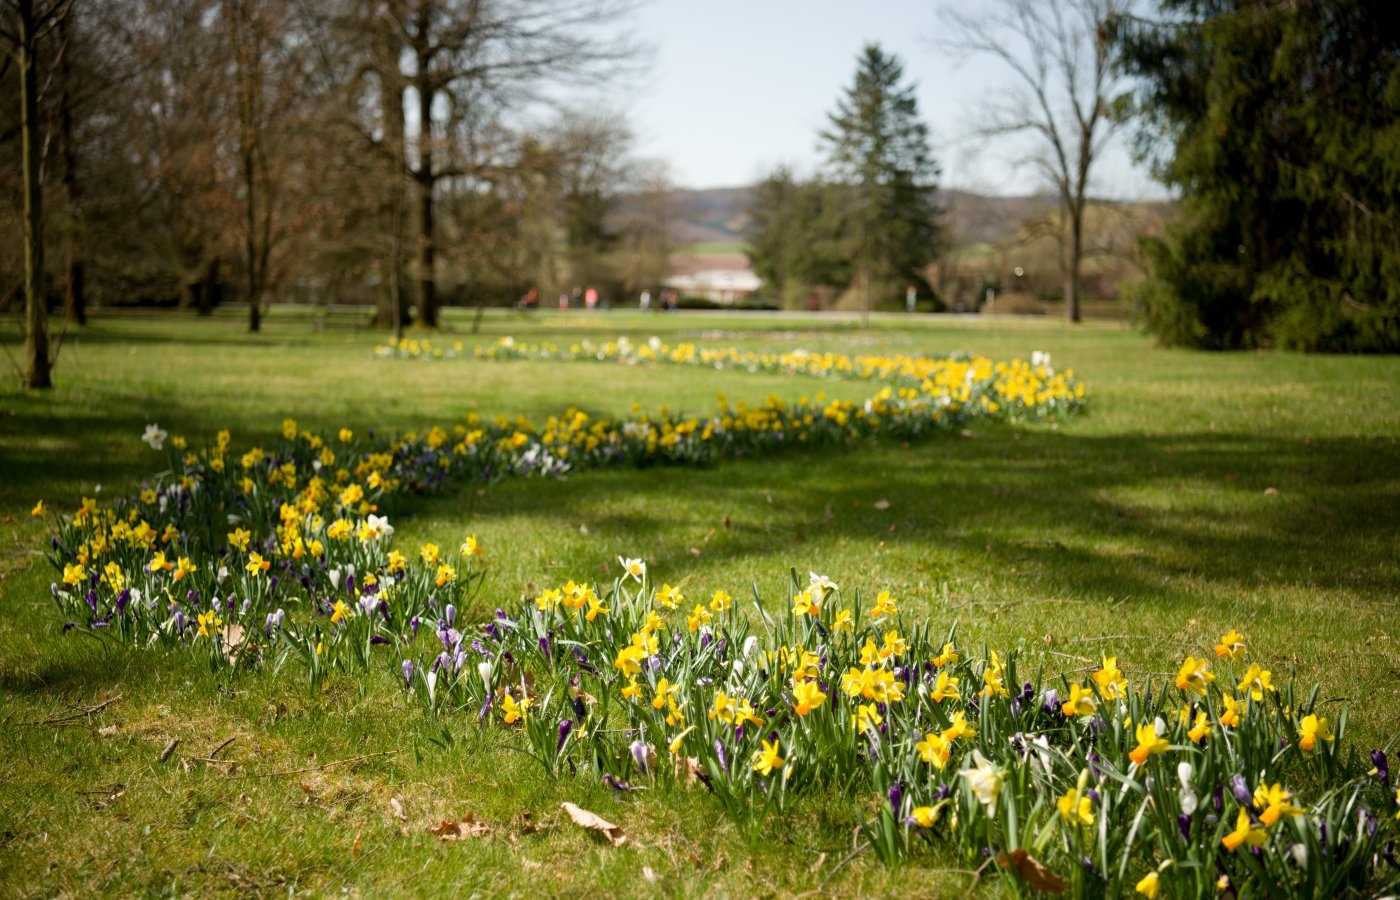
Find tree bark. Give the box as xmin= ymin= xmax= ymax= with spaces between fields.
xmin=58 ymin=10 xmax=84 ymax=326
xmin=415 ymin=54 xmax=438 ymax=329
xmin=19 ymin=0 xmax=53 ymax=388
xmin=1065 ymin=204 xmax=1083 ymax=323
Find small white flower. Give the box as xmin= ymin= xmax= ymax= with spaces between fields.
xmin=1178 ymin=760 xmax=1197 ymax=815
xmin=328 ymin=569 xmax=341 ymax=590
xmin=216 ymin=566 xmax=228 ymax=582
xmin=1031 ymin=350 xmax=1052 ymax=369
xmin=364 ymin=514 xmax=394 ymax=540
xmin=808 ymin=572 xmax=839 ymax=603
xmin=618 ymin=556 xmax=646 ymax=582
xmin=962 ymin=749 xmax=1004 ymax=816
xmin=141 ymin=423 xmax=168 ymax=450
xmin=741 ymin=635 xmax=759 ymax=658
xmin=478 ymin=661 xmax=493 ymax=687
xmin=227 ymin=514 xmax=243 ymax=525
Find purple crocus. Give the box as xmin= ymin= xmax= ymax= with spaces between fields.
xmin=887 ymin=782 xmax=903 ymax=816
xmin=629 ymin=739 xmax=649 ymax=773
xmin=1230 ymin=773 xmax=1252 ymax=806
xmin=445 ymin=604 xmax=456 ymax=627
xmin=556 ymin=719 xmax=573 ymax=753
xmin=401 ymin=659 xmax=414 ymax=686
xmin=714 ymin=739 xmax=728 ymax=774
xmin=1372 ymin=750 xmax=1389 ymax=786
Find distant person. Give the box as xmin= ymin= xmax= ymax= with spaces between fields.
xmin=906 ymin=285 xmax=917 ymax=312
xmin=585 ymin=287 xmax=598 ymax=311
xmin=559 ymin=293 xmax=569 ymax=310
xmin=639 ymin=290 xmax=651 ymax=311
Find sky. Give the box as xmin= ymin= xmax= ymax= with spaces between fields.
xmin=620 ymin=0 xmax=1167 ymax=200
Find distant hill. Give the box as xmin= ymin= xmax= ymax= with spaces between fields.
xmin=657 ymin=186 xmax=1071 ymax=249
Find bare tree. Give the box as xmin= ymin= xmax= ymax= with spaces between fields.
xmin=940 ymin=0 xmax=1131 ymax=323
xmin=371 ymin=0 xmax=641 ymax=329
xmin=1 ymin=0 xmax=71 ymax=388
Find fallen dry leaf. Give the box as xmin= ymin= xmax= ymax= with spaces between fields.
xmin=642 ymin=866 xmax=658 ymax=883
xmin=997 ymin=849 xmax=1065 ymax=894
xmin=389 ymin=797 xmax=406 ymax=821
xmin=560 ymin=801 xmax=626 ymax=846
xmin=430 ymin=813 xmax=491 ymax=841
xmin=873 ymin=499 xmax=891 ymax=510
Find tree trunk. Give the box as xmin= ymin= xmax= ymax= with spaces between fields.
xmin=414 ymin=47 xmax=437 ymax=329
xmin=1065 ymin=204 xmax=1083 ymax=324
xmin=19 ymin=0 xmax=52 ymax=389
xmin=58 ymin=12 xmax=85 ymax=327
xmin=198 ymin=257 xmax=217 ymax=316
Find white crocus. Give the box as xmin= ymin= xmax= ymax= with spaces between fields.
xmin=1178 ymin=761 xmax=1198 ymax=815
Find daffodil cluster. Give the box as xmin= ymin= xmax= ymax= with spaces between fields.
xmin=460 ymin=574 xmax=1398 ymax=899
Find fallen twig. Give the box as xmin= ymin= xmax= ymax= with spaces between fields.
xmin=209 ymin=736 xmax=237 ymax=759
xmin=21 ymin=693 xmax=122 ymax=727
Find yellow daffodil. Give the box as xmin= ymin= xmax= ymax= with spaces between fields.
xmin=1092 ymin=656 xmax=1128 ymax=700
xmin=31 ymin=500 xmax=45 ymax=517
xmin=930 ymin=669 xmax=960 ymax=703
xmin=752 ymin=739 xmax=783 ymax=777
xmin=686 ymin=604 xmax=711 ymax=631
xmin=1187 ymin=711 xmax=1213 ymax=743
xmin=910 ymin=805 xmax=941 ymax=828
xmin=915 ymin=732 xmax=951 ymax=768
xmin=942 ymin=710 xmax=977 ymax=742
xmin=330 ymin=598 xmax=351 ymax=623
xmin=830 ymin=608 xmax=854 ymax=632
xmin=148 ymin=551 xmax=174 ymax=573
xmin=1135 ymin=871 xmax=1160 ymax=899
xmin=1129 ymin=721 xmax=1170 ymax=767
xmin=1237 ymin=662 xmax=1275 ymax=702
xmin=1061 ymin=682 xmax=1098 ymax=717
xmin=460 ymin=535 xmax=483 ymax=558
xmin=667 ymin=727 xmax=694 ymax=755
xmin=709 ymin=589 xmax=731 ymax=612
xmin=1296 ymin=713 xmax=1333 ymax=751
xmin=228 ymin=528 xmax=252 ymax=551
xmin=614 ymin=643 xmax=645 ymax=677
xmin=933 ymin=642 xmax=959 ymax=668
xmin=868 ymin=589 xmax=898 ymax=619
xmin=1253 ymin=782 xmax=1305 ymax=826
xmin=245 ymin=552 xmax=270 ymax=575
xmin=620 ymin=679 xmax=641 ymax=701
xmin=1175 ymin=656 xmax=1216 ymax=696
xmin=1219 ymin=694 xmax=1242 ymax=728
xmin=853 ymin=702 xmax=882 ymax=732
xmin=655 ymin=583 xmax=683 ymax=610
xmin=1221 ymin=808 xmax=1267 ymax=851
xmin=62 ymin=563 xmax=85 ymax=586
xmin=792 ymin=588 xmax=818 ymax=617
xmin=1214 ymin=628 xmax=1247 ymax=660
xmin=982 ymin=652 xmax=1009 ymax=699
xmin=582 ymin=594 xmax=609 ymax=622
xmin=501 ymin=693 xmax=529 ymax=724
xmin=196 ymin=610 xmax=222 ymax=638
xmin=650 ymin=678 xmax=678 ymax=710
xmin=1057 ymin=788 xmax=1095 ymax=828
xmin=419 ymin=542 xmax=441 ymax=565
xmin=880 ymin=629 xmax=908 ymax=660
xmin=792 ymin=679 xmax=827 ymax=716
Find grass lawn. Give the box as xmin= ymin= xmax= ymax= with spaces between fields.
xmin=1 ymin=308 xmax=1398 ymax=897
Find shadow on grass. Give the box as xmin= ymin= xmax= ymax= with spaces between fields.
xmin=420 ymin=426 xmax=1400 ymax=608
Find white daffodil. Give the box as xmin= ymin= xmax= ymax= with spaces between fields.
xmin=962 ymin=749 xmax=1004 ymax=816
xmin=141 ymin=423 xmax=168 ymax=450
xmin=618 ymin=556 xmax=646 ymax=582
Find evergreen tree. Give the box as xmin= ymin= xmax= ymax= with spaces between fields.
xmin=818 ymin=43 xmax=941 ymax=311
xmin=745 ymin=167 xmax=849 ymax=308
xmin=1117 ymin=0 xmax=1400 ymax=351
